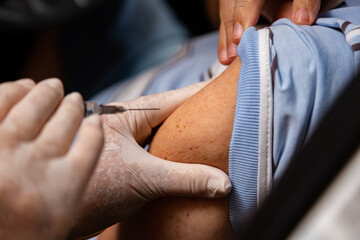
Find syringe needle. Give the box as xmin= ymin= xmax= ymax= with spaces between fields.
xmin=100 ymin=105 xmax=160 ymax=114
xmin=125 ymin=108 xmax=161 ymax=111
xmin=84 ymin=101 xmax=160 ymax=116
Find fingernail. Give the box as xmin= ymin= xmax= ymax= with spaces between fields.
xmin=207 ymin=177 xmax=232 ymax=197
xmin=86 ymin=114 xmax=101 ymax=125
xmin=233 ymin=23 xmax=244 ymax=42
xmin=219 ymin=48 xmax=228 ymax=63
xmin=227 ymin=42 xmax=238 ymax=59
xmin=293 ymin=8 xmax=310 ymax=24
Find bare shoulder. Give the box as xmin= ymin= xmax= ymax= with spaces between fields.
xmin=149 ymin=57 xmax=241 ymax=172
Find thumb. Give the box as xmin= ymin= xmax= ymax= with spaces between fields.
xmin=233 ymin=0 xmax=265 ymax=43
xmin=142 ymin=155 xmax=232 ymax=199
xmin=122 ymin=80 xmax=211 ymax=129
xmin=291 ymin=0 xmax=321 ymax=25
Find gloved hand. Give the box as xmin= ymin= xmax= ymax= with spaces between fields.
xmin=218 ymin=0 xmax=321 ymax=65
xmin=0 ymin=79 xmax=104 ymax=240
xmin=72 ymin=81 xmax=232 ymax=237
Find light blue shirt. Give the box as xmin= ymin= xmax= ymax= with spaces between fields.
xmin=229 ymin=3 xmax=360 ymax=230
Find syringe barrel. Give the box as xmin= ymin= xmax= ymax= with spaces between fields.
xmin=84 ymin=101 xmax=100 ymax=117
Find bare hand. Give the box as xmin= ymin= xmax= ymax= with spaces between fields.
xmin=0 ymin=79 xmax=103 ymax=240
xmin=218 ymin=0 xmax=321 ymax=65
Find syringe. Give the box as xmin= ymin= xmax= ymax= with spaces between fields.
xmin=84 ymin=101 xmax=160 ymax=117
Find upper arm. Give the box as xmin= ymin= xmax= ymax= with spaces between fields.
xmin=149 ymin=57 xmax=241 ymax=172
xmin=114 ymin=58 xmax=241 ymax=240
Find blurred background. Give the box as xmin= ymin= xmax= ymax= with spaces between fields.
xmin=0 ymin=0 xmax=222 ymax=99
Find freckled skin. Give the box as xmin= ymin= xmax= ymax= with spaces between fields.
xmin=98 ymin=58 xmax=241 ymax=240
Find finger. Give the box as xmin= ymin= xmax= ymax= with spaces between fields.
xmin=139 ymin=151 xmax=232 ymax=199
xmin=291 ymin=0 xmax=321 ymax=25
xmin=218 ymin=20 xmax=229 ymax=65
xmin=218 ymin=19 xmax=232 ymax=65
xmin=220 ymin=0 xmax=237 ymax=62
xmin=1 ymin=78 xmax=64 ymax=141
xmin=274 ymin=1 xmax=293 ymax=20
xmin=114 ymin=80 xmax=211 ymax=129
xmin=68 ymin=115 xmax=104 ymax=194
xmin=35 ymin=92 xmax=84 ymax=157
xmin=0 ymin=79 xmax=35 ymax=122
xmin=233 ymin=0 xmax=265 ymax=42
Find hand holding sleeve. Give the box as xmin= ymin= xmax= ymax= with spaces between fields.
xmin=218 ymin=0 xmax=321 ymax=66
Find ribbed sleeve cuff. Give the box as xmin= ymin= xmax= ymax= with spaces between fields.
xmin=229 ymin=27 xmax=260 ymax=230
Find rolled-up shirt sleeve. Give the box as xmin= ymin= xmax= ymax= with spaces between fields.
xmin=229 ymin=9 xmax=360 ymax=230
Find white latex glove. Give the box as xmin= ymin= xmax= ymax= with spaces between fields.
xmin=72 ymin=81 xmax=232 ymax=237
xmin=0 ymin=79 xmax=103 ymax=240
